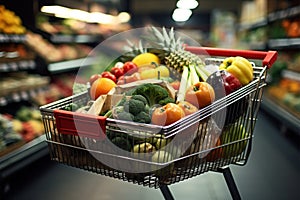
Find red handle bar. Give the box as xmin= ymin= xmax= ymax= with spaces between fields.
xmin=184 ymin=46 xmax=278 ymax=69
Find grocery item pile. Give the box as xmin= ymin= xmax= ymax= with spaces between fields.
xmin=53 ymin=27 xmax=255 ymax=174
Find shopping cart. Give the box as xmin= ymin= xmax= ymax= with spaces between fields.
xmin=40 ymin=47 xmax=277 ymax=200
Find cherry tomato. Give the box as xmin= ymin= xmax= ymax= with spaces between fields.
xmin=101 ymin=71 xmax=117 ymax=83
xmin=89 ymin=74 xmax=101 ymax=85
xmin=123 ymin=61 xmax=138 ymax=75
xmin=110 ymin=66 xmax=124 ymax=78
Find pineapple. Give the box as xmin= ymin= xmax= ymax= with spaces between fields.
xmin=122 ymin=26 xmax=205 ymax=79
xmin=144 ymin=26 xmax=205 ymax=73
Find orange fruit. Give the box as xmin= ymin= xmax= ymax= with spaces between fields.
xmin=90 ymin=77 xmax=116 ymax=100
xmin=132 ymin=53 xmax=160 ymax=67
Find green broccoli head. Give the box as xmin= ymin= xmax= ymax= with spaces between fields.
xmin=112 ymin=106 xmax=133 ymax=121
xmin=116 ymin=111 xmax=134 ymax=121
xmin=134 ymin=111 xmax=151 ymax=123
xmin=123 ymin=98 xmax=145 ymax=115
xmin=132 ymin=83 xmax=173 ymax=106
xmin=131 ymin=95 xmax=148 ymax=106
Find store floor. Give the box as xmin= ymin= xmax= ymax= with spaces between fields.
xmin=4 ymin=111 xmax=300 ymax=200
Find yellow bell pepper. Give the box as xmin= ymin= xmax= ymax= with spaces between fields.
xmin=219 ymin=56 xmax=253 ymax=86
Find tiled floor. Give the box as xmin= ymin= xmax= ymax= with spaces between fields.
xmin=4 ymin=111 xmax=300 ymax=200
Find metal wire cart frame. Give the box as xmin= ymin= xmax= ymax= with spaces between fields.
xmin=40 ymin=47 xmax=277 ymax=200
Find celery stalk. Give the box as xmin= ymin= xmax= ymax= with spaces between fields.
xmin=177 ymin=66 xmax=189 ymax=102
xmin=195 ymin=65 xmax=210 ymax=81
xmin=189 ymin=65 xmax=200 ymax=85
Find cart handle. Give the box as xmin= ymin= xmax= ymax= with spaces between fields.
xmin=184 ymin=46 xmax=278 ymax=69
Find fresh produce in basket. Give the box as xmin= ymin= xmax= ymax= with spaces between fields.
xmin=131 ymin=52 xmax=161 ymax=67
xmin=151 ymin=103 xmax=185 ymax=126
xmin=103 ymin=82 xmax=176 ymax=124
xmin=177 ymin=101 xmax=198 ymax=116
xmin=219 ymin=56 xmax=253 ymax=86
xmin=151 ymin=150 xmax=174 ymax=176
xmin=220 ymin=123 xmax=249 ymax=158
xmin=206 ymin=70 xmax=242 ymax=99
xmin=90 ymin=77 xmax=116 ymax=100
xmin=122 ymin=61 xmax=139 ymax=75
xmin=184 ymin=81 xmax=215 ymax=109
xmin=140 ymin=63 xmax=170 ymax=80
xmin=206 ymin=70 xmax=248 ymax=126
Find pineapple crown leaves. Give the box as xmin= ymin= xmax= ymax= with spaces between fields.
xmin=121 ymin=39 xmax=147 ymax=62
xmin=141 ymin=26 xmax=184 ymax=52
xmin=123 ymin=39 xmax=147 ymax=55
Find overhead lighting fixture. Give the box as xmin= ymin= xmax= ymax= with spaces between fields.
xmin=172 ymin=8 xmax=192 ymax=22
xmin=176 ymin=0 xmax=199 ymax=9
xmin=40 ymin=6 xmax=130 ymax=24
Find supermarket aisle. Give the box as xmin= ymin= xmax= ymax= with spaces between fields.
xmin=4 ymin=111 xmax=300 ymax=200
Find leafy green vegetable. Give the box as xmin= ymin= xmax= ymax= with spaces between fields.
xmin=123 ymin=99 xmax=145 ymax=115
xmin=131 ymin=83 xmax=172 ymax=106
xmin=158 ymin=97 xmax=175 ymax=105
xmin=134 ymin=111 xmax=151 ymax=123
xmin=131 ymin=94 xmax=148 ymax=106
xmin=117 ymin=111 xmax=134 ymax=121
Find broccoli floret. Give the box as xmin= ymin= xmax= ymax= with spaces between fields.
xmin=116 ymin=96 xmax=127 ymax=106
xmin=131 ymin=95 xmax=148 ymax=106
xmin=123 ymin=99 xmax=145 ymax=115
xmin=110 ymin=106 xmax=133 ymax=121
xmin=134 ymin=111 xmax=151 ymax=123
xmin=117 ymin=111 xmax=134 ymax=121
xmin=158 ymin=97 xmax=175 ymax=105
xmin=132 ymin=83 xmax=173 ymax=106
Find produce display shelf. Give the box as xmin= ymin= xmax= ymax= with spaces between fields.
xmin=268 ymin=38 xmax=300 ymax=49
xmin=49 ymin=34 xmax=104 ymax=44
xmin=0 ymin=59 xmax=36 ymax=72
xmin=261 ymin=94 xmax=300 ymax=136
xmin=0 ymin=135 xmax=48 ymax=178
xmin=238 ymin=18 xmax=268 ymax=31
xmin=47 ymin=57 xmax=98 ymax=74
xmin=268 ymin=5 xmax=300 ymax=22
xmin=0 ymin=86 xmax=48 ymax=106
xmin=0 ymin=34 xmax=26 ymax=43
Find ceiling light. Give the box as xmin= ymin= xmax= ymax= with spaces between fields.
xmin=172 ymin=8 xmax=192 ymax=22
xmin=41 ymin=5 xmax=130 ymax=25
xmin=176 ymin=0 xmax=199 ymax=9
xmin=118 ymin=12 xmax=131 ymax=23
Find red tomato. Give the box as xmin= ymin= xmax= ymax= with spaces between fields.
xmin=123 ymin=61 xmax=138 ymax=75
xmin=110 ymin=67 xmax=124 ymax=78
xmin=89 ymin=74 xmax=101 ymax=85
xmin=101 ymin=71 xmax=117 ymax=83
